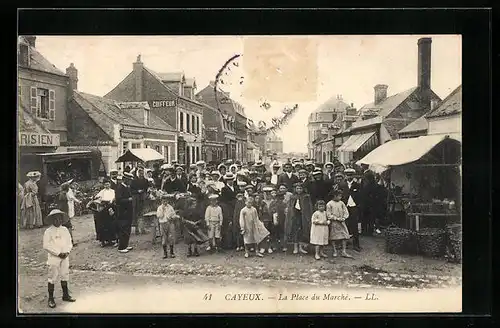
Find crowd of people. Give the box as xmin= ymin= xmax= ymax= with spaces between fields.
xmin=81 ymin=157 xmax=390 ymax=260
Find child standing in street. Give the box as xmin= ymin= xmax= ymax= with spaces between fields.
xmin=43 ymin=209 xmax=76 ymax=309
xmin=156 ymin=194 xmax=179 ymax=259
xmin=205 ymin=194 xmax=223 ymax=252
xmin=181 ymin=197 xmax=208 ymax=257
xmin=327 ymin=190 xmax=353 ymax=258
xmin=239 ymin=196 xmax=269 ymax=258
xmin=310 ymin=200 xmax=330 ymax=260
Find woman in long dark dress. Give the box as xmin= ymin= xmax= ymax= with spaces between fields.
xmin=285 ymin=183 xmax=313 ymax=255
xmin=93 ymin=180 xmax=117 ymax=247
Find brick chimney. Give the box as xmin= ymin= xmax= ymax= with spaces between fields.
xmin=24 ymin=36 xmax=36 ymax=48
xmin=66 ymin=63 xmax=78 ymax=96
xmin=374 ymin=84 xmax=388 ymax=105
xmin=133 ymin=54 xmax=144 ymax=101
xmin=18 ymin=38 xmax=30 ymax=67
xmin=418 ymin=37 xmax=432 ymax=110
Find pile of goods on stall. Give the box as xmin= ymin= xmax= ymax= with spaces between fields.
xmin=72 ymin=181 xmax=104 ymax=216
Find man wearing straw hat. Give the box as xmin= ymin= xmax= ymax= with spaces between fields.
xmin=115 ymin=172 xmax=135 ymax=253
xmin=43 ymin=209 xmax=76 ymax=308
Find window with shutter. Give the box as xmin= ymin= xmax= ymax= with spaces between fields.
xmin=30 ymin=87 xmax=38 ymax=116
xmin=48 ymin=90 xmax=55 ymax=120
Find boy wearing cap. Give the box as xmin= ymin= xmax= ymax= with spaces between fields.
xmin=205 ymin=194 xmax=223 ymax=252
xmin=43 ymin=209 xmax=76 ymax=308
xmin=156 ymin=194 xmax=179 ymax=258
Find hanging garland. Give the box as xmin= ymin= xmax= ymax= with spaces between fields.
xmin=213 ymin=53 xmax=299 ymax=135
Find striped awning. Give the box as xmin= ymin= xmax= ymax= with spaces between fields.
xmin=337 ymin=132 xmax=376 ymax=152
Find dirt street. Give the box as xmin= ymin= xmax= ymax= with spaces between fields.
xmin=18 ymin=214 xmax=462 ymax=313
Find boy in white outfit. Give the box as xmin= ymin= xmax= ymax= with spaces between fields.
xmin=43 ymin=209 xmax=76 ymax=309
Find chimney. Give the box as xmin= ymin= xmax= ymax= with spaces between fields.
xmin=133 ymin=54 xmax=144 ymax=101
xmin=418 ymin=37 xmax=432 ymax=110
xmin=66 ymin=63 xmax=78 ymax=95
xmin=18 ymin=40 xmax=30 ymax=67
xmin=24 ymin=36 xmax=36 ymax=48
xmin=431 ymin=99 xmax=439 ymax=110
xmin=374 ymin=84 xmax=388 ymax=105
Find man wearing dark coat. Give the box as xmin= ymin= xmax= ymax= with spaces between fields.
xmin=277 ymin=162 xmax=299 ymax=192
xmin=162 ymin=169 xmax=187 ymax=194
xmin=309 ymin=170 xmax=330 ymax=206
xmin=115 ymin=173 xmax=135 ymax=253
xmin=174 ymin=166 xmax=189 ymax=189
xmin=219 ymin=173 xmax=239 ymax=249
xmin=337 ymin=168 xmax=362 ymax=251
xmin=130 ymin=167 xmax=150 ymax=235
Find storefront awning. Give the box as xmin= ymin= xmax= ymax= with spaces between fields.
xmin=116 ymin=148 xmax=164 ymax=163
xmin=337 ymin=132 xmax=375 ymax=152
xmin=356 ymin=134 xmax=461 ymax=168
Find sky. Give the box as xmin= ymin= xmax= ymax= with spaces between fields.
xmin=35 ymin=35 xmax=461 ymax=153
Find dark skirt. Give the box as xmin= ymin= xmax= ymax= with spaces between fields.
xmin=220 ymin=203 xmax=235 ymax=249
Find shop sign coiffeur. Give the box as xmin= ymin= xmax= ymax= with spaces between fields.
xmin=18 ymin=133 xmax=60 ymax=147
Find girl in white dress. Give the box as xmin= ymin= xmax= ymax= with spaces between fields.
xmin=310 ymin=200 xmax=330 ymax=260
xmin=326 ymin=190 xmax=353 ymax=258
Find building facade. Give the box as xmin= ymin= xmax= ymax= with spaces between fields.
xmin=335 ymin=37 xmax=442 ymax=165
xmin=307 ymin=94 xmax=351 ymax=160
xmin=105 ymin=56 xmax=203 ymax=166
xmin=265 ymin=133 xmax=284 ymax=154
xmin=18 ymin=36 xmax=66 ymax=179
xmin=196 ymin=83 xmax=237 ymax=160
xmin=199 ymin=102 xmax=225 ymax=163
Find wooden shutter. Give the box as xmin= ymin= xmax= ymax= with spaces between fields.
xmin=30 ymin=86 xmax=38 ymax=116
xmin=48 ymin=90 xmax=56 ymax=120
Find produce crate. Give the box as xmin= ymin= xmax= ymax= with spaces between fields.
xmin=416 ymin=228 xmax=446 ymax=257
xmin=384 ymin=226 xmax=417 ymax=255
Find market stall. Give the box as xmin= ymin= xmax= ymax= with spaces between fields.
xmin=34 ymin=149 xmax=105 ymax=217
xmin=357 ymin=134 xmax=461 ymax=260
xmin=115 ymin=148 xmax=164 ymax=169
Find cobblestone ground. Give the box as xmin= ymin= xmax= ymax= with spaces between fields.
xmin=18 ymin=215 xmax=462 ymax=293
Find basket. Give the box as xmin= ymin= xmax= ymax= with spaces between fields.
xmin=384 ymin=226 xmax=417 ymax=255
xmin=417 ymin=228 xmax=446 ymax=257
xmin=445 ymin=224 xmax=462 ymax=263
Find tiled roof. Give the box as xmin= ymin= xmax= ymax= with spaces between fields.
xmin=73 ymin=91 xmax=176 ymax=139
xmin=156 ymin=72 xmax=184 ymax=82
xmin=358 ymin=87 xmax=417 ymax=119
xmin=425 ymin=85 xmax=462 ymax=119
xmin=18 ymin=104 xmax=51 ymax=133
xmin=398 ymin=115 xmax=428 ymax=135
xmin=18 ymin=37 xmax=66 ymax=76
xmin=146 ymin=68 xmax=205 ymax=107
xmin=382 ymin=118 xmax=413 ymax=140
